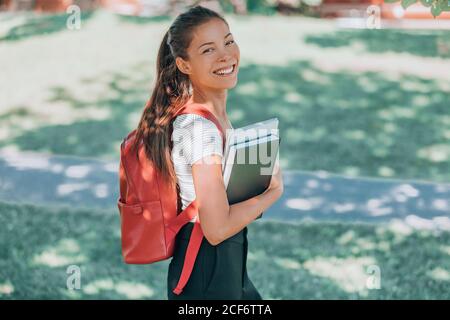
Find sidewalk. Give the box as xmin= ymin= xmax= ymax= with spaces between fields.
xmin=0 ymin=149 xmax=449 ymax=229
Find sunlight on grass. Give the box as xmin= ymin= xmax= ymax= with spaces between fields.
xmin=83 ymin=279 xmax=155 ymax=299
xmin=94 ymin=183 xmax=109 ymax=198
xmin=300 ymin=69 xmax=331 ymax=85
xmin=2 ymin=201 xmax=449 ymax=299
xmin=32 ymin=239 xmax=87 ymax=267
xmin=274 ymin=257 xmax=302 ymax=270
xmin=382 ymin=219 xmax=413 ymax=239
xmin=305 ymin=179 xmax=319 ymax=188
xmin=0 ymin=103 xmax=111 ymax=141
xmin=405 ymin=215 xmax=450 ymax=231
xmin=358 ymin=76 xmax=379 ymax=93
xmin=343 ymin=129 xmax=366 ymax=141
xmin=1 ymin=11 xmax=450 ymax=299
xmin=443 ymin=129 xmax=450 ymax=140
xmin=302 ymin=256 xmax=377 ymax=295
xmin=65 ymin=165 xmax=92 ymax=178
xmin=337 ymin=230 xmax=390 ymax=252
xmin=0 ymin=282 xmax=14 ymax=296
xmin=285 ymin=127 xmax=305 ymax=144
xmin=440 ymin=245 xmax=450 ymax=256
xmin=2 ymin=16 xmax=450 ymax=181
xmin=228 ymin=108 xmax=245 ymax=122
xmin=2 ymin=151 xmax=51 ymax=169
xmin=432 ymin=198 xmax=448 ymax=211
xmin=286 ymin=197 xmax=324 ymax=211
xmin=337 ymin=230 xmax=356 ymax=245
xmin=57 ymin=183 xmax=91 ymax=196
xmin=417 ymin=144 xmax=450 ymax=163
xmin=392 ymin=184 xmax=420 ymax=199
xmin=61 ymin=288 xmax=83 ymax=299
xmin=384 ymin=215 xmax=450 ymax=237
xmin=377 ymin=166 xmax=395 ymax=177
xmin=283 ymin=91 xmax=306 ymax=104
xmin=354 ymin=238 xmax=390 ymax=252
xmin=427 ymin=268 xmax=450 ymax=282
xmin=377 ymin=107 xmax=415 ymax=120
xmin=127 ymin=112 xmax=142 ymax=131
xmin=400 ymin=79 xmax=432 ymax=93
xmin=366 ymin=198 xmax=393 ymax=216
xmin=103 ymin=162 xmax=119 ymax=173
xmin=432 ymin=217 xmax=450 ymax=231
xmin=343 ymin=166 xmax=361 ymax=176
xmin=236 ymin=81 xmax=259 ymax=95
xmin=247 ymin=249 xmax=268 ymax=262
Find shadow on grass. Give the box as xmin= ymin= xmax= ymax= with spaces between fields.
xmin=0 ymin=201 xmax=449 ymax=299
xmin=0 ymin=11 xmax=95 ymax=42
xmin=0 ymin=67 xmax=149 ymax=158
xmin=304 ymin=29 xmax=450 ymax=59
xmin=247 ymin=219 xmax=450 ymax=299
xmin=1 ymin=58 xmax=449 ymax=182
xmin=117 ymin=14 xmax=172 ymax=24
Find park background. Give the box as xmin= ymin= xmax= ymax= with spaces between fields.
xmin=0 ymin=0 xmax=449 ymax=299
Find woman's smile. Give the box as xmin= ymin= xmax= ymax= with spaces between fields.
xmin=212 ymin=63 xmax=237 ymax=77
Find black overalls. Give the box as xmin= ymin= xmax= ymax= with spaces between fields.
xmin=167 ymin=221 xmax=263 ymax=300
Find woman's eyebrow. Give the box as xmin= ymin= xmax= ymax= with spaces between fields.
xmin=198 ymin=32 xmax=232 ymax=49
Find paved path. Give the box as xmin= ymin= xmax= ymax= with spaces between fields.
xmin=0 ymin=149 xmax=449 ymax=229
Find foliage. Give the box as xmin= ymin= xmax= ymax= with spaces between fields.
xmin=384 ymin=0 xmax=450 ymax=17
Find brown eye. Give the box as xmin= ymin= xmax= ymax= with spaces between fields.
xmin=203 ymin=40 xmax=235 ymax=54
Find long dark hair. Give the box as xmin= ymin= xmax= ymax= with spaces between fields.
xmin=131 ymin=5 xmax=228 ymax=189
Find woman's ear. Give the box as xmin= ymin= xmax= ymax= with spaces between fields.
xmin=175 ymin=57 xmax=191 ymax=75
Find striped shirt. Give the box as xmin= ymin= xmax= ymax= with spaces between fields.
xmin=171 ymin=114 xmax=233 ymax=222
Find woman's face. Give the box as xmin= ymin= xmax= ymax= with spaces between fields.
xmin=176 ymin=18 xmax=240 ymax=90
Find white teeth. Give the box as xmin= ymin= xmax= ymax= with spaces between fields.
xmin=214 ymin=65 xmax=234 ymax=75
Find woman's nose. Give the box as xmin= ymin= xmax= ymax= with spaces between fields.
xmin=218 ymin=48 xmax=233 ymax=61
xmin=218 ymin=53 xmax=233 ymax=63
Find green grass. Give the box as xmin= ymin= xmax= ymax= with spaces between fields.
xmin=1 ymin=201 xmax=449 ymax=300
xmin=1 ymin=12 xmax=449 ymax=299
xmin=305 ymin=29 xmax=450 ymax=59
xmin=0 ymin=11 xmax=95 ymax=42
xmin=1 ymin=10 xmax=449 ymax=183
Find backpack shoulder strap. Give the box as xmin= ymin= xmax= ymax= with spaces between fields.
xmin=172 ymin=221 xmax=204 ymax=295
xmin=118 ymin=134 xmax=140 ymax=205
xmin=174 ymin=103 xmax=226 ymax=148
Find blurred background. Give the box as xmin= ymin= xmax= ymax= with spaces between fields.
xmin=0 ymin=0 xmax=449 ymax=299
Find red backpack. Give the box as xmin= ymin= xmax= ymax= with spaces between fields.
xmin=117 ymin=102 xmax=226 ymax=295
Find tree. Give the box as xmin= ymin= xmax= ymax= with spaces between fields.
xmin=384 ymin=0 xmax=450 ymax=17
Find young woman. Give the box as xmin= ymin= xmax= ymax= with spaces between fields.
xmin=133 ymin=5 xmax=284 ymax=300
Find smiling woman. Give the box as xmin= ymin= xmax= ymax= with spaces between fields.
xmin=174 ymin=14 xmax=240 ymax=90
xmin=129 ymin=4 xmax=283 ymax=301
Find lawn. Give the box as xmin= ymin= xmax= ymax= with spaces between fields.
xmin=1 ymin=200 xmax=449 ymax=299
xmin=0 ymin=9 xmax=449 ymax=183
xmin=1 ymin=9 xmax=449 ymax=300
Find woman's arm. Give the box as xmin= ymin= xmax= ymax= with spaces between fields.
xmin=192 ymin=154 xmax=283 ymax=246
